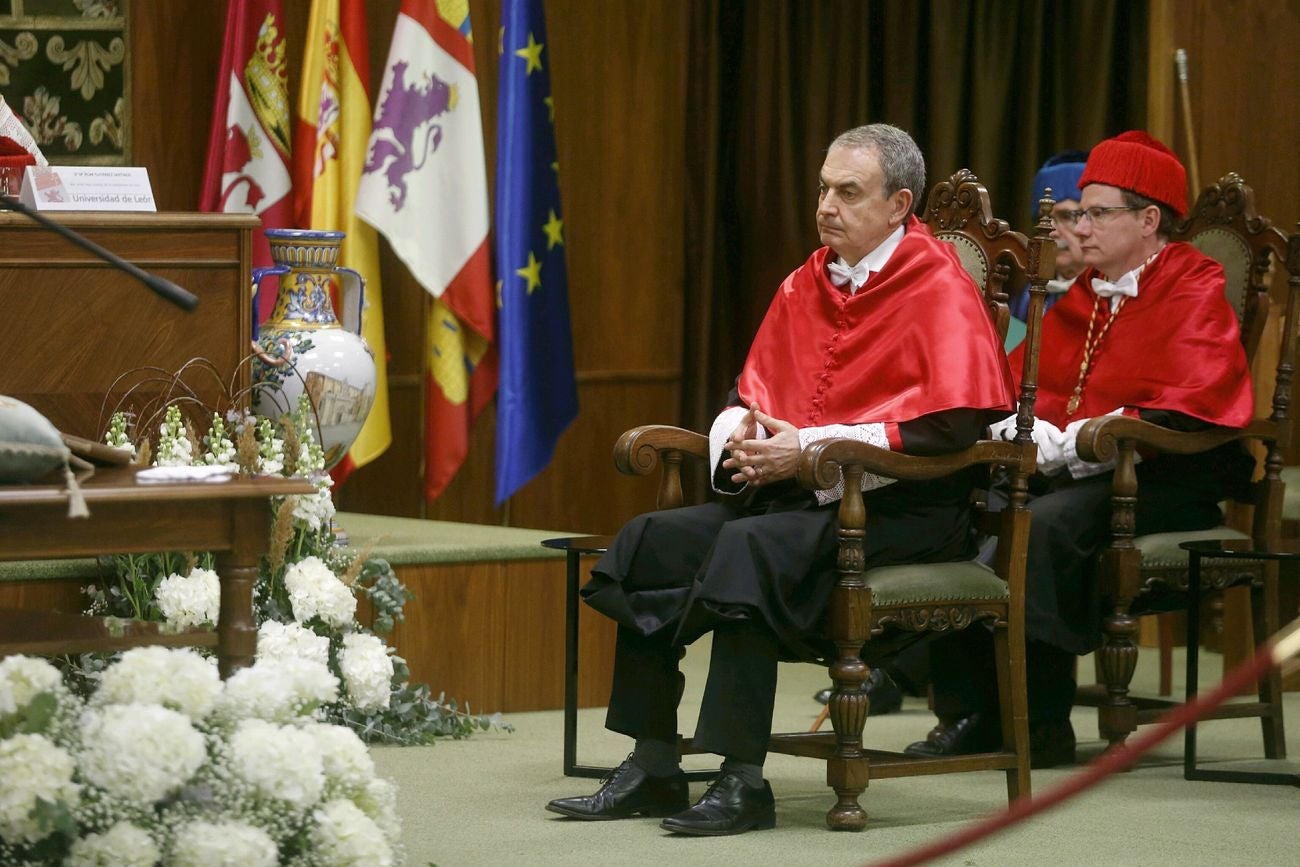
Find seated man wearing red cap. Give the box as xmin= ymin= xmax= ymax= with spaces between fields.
xmin=906 ymin=131 xmax=1255 ymax=767
xmin=545 ymin=124 xmax=1016 ymax=835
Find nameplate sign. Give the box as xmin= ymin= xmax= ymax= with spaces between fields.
xmin=18 ymin=165 xmax=156 ymax=211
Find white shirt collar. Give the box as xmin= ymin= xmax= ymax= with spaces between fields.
xmin=830 ymin=223 xmax=906 ymax=295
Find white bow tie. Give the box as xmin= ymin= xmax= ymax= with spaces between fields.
xmin=827 ymin=259 xmax=870 ymax=289
xmin=1090 ymin=272 xmax=1139 ymax=301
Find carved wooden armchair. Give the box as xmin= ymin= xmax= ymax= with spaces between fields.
xmin=611 ymin=172 xmax=1056 ymax=830
xmin=1073 ymin=174 xmax=1298 ymax=755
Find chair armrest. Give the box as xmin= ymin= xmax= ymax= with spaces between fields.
xmin=613 ymin=425 xmax=708 ymax=476
xmin=1075 ymin=415 xmax=1276 ymax=463
xmin=796 ymin=437 xmax=1027 ymax=491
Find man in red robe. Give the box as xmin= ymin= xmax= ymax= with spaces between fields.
xmin=546 ymin=124 xmax=1015 ymax=835
xmin=907 ymin=131 xmax=1254 ymax=768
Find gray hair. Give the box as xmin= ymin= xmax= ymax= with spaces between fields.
xmin=830 ymin=124 xmax=926 ymax=202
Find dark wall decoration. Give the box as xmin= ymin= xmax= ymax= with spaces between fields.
xmin=0 ymin=0 xmax=128 ymax=164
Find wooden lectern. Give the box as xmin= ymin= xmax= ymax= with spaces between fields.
xmin=0 ymin=211 xmax=259 ymax=439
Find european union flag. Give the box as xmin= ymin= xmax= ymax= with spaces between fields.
xmin=494 ymin=0 xmax=578 ymax=505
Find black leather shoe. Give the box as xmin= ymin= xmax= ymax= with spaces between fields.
xmin=813 ymin=666 xmax=903 ymax=715
xmin=546 ymin=756 xmax=689 ymax=820
xmin=1029 ymin=719 xmax=1076 ymax=769
xmin=659 ymin=773 xmax=776 ymax=836
xmin=903 ymin=713 xmax=1001 ymax=757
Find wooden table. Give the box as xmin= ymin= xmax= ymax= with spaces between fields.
xmin=0 ymin=467 xmax=312 ymax=677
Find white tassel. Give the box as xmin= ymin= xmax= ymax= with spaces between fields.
xmin=63 ymin=462 xmax=89 ymax=519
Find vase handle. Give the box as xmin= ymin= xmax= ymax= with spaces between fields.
xmin=250 ymin=264 xmax=290 ymax=338
xmin=333 ymin=265 xmax=366 ymax=336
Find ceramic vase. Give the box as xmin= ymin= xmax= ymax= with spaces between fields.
xmin=251 ymin=229 xmax=376 ymax=470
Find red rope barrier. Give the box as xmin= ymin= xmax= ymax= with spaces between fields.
xmin=869 ymin=644 xmax=1281 ymax=867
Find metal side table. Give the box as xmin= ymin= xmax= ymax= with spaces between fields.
xmin=541 ymin=535 xmax=716 ymax=782
xmin=1180 ymin=538 xmax=1298 ymax=786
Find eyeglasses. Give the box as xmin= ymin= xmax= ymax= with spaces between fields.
xmin=1053 ymin=205 xmax=1142 ymax=227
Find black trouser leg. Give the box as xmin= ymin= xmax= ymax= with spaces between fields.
xmin=692 ymin=620 xmax=780 ymax=765
xmin=605 ymin=626 xmax=681 ymax=742
xmin=930 ymin=626 xmax=1076 ymax=724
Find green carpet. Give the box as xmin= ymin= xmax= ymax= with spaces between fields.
xmin=373 ymin=642 xmax=1299 ymax=866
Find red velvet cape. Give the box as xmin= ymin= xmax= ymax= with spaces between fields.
xmin=1010 ymin=242 xmax=1253 ymax=428
xmin=737 ymin=216 xmax=1015 ymax=426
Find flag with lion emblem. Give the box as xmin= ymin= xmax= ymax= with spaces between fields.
xmin=356 ymin=0 xmax=495 ymax=501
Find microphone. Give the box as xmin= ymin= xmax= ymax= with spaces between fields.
xmin=0 ymin=193 xmax=200 ymax=311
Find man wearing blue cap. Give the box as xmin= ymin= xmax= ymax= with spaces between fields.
xmin=1009 ymin=150 xmax=1089 ymax=324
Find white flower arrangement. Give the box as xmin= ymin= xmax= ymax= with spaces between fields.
xmin=155 ymin=405 xmax=194 ymax=467
xmin=284 ymin=555 xmax=357 ymax=628
xmin=339 ymin=633 xmax=395 ymax=713
xmin=0 ymin=655 xmax=67 ymax=718
xmin=257 ymin=620 xmax=330 ymax=668
xmin=0 ymin=650 xmax=403 ymax=865
xmin=0 ymin=733 xmax=79 ymax=845
xmin=91 ymin=646 xmax=220 ymax=720
xmin=292 ymin=484 xmax=337 ymax=532
xmin=65 ymin=821 xmax=159 ymax=867
xmin=77 ymin=704 xmax=207 ymax=804
xmin=229 ymin=718 xmax=325 ymax=811
xmin=154 ymin=567 xmax=221 ymax=629
xmin=170 ymin=819 xmax=279 ymax=867
xmin=216 ymin=656 xmax=339 ymax=725
xmin=309 ymin=798 xmax=395 ymax=867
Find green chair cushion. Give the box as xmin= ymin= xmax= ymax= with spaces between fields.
xmin=1134 ymin=527 xmax=1250 ymax=569
xmin=862 ymin=560 xmax=1008 ymax=606
xmin=1282 ymin=466 xmax=1300 ymax=522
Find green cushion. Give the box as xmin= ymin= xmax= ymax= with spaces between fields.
xmin=1134 ymin=527 xmax=1250 ymax=569
xmin=862 ymin=560 xmax=1008 ymax=606
xmin=0 ymin=395 xmax=69 ymax=483
xmin=335 ymin=512 xmax=574 ymax=565
xmin=1282 ymin=466 xmax=1300 ymax=521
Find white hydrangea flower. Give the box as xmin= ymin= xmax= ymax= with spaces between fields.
xmin=93 ymin=647 xmax=221 ymax=719
xmin=0 ymin=733 xmax=79 ymax=845
xmin=303 ymin=722 xmax=375 ymax=795
xmin=170 ymin=819 xmax=278 ymax=867
xmin=0 ymin=655 xmax=66 ymax=718
xmin=154 ymin=568 xmax=221 ymax=629
xmin=78 ymin=704 xmax=206 ymax=803
xmin=339 ymin=633 xmax=394 ymax=712
xmin=310 ymin=798 xmax=394 ymax=867
xmin=229 ymin=718 xmax=325 ymax=811
xmin=352 ymin=776 xmax=402 ymax=845
xmin=257 ymin=621 xmax=330 ymax=667
xmin=217 ymin=656 xmax=339 ymax=724
xmin=66 ymin=821 xmax=160 ymax=867
xmin=284 ymin=555 xmax=356 ymax=628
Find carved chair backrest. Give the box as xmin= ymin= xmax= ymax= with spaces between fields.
xmin=922 ymin=168 xmax=1030 ymax=341
xmin=1170 ymin=173 xmax=1290 ymax=365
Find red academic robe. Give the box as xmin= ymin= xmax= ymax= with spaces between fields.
xmin=737 ymin=215 xmax=1016 ymax=428
xmin=1013 ymin=242 xmax=1253 ymax=429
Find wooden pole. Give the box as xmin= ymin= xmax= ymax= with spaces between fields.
xmin=1175 ymin=48 xmax=1202 ymax=193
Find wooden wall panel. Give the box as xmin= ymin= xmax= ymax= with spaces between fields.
xmin=1165 ymin=0 xmax=1300 ymax=237
xmin=383 ymin=558 xmax=614 ymax=714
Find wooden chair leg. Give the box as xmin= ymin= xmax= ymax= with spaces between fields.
xmin=1253 ymin=572 xmax=1288 ymax=759
xmin=993 ymin=624 xmax=1030 ymax=801
xmin=810 ymin=702 xmax=830 ymax=733
xmin=824 ymin=656 xmax=870 ymax=831
xmin=1096 ymin=609 xmax=1139 ymax=748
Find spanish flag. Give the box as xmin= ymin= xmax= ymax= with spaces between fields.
xmin=293 ymin=0 xmax=391 ymax=484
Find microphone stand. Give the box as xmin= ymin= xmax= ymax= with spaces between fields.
xmin=0 ymin=193 xmax=199 ymax=311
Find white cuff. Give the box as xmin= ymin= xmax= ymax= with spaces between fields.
xmin=1063 ymin=408 xmax=1132 ymax=479
xmin=797 ymin=422 xmax=896 ymax=505
xmin=709 ymin=406 xmax=765 ymax=493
